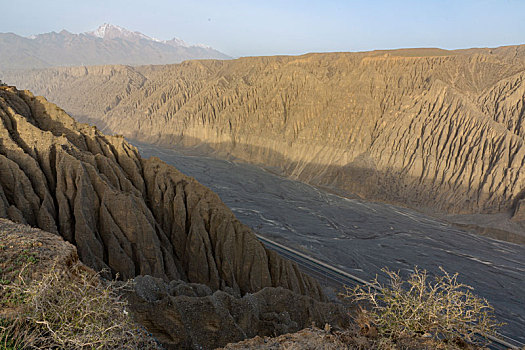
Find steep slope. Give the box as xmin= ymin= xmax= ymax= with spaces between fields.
xmin=0 ymin=218 xmax=347 ymax=349
xmin=0 ymin=24 xmax=229 ymax=71
xmin=4 ymin=46 xmax=525 ymax=226
xmin=0 ymin=86 xmax=322 ymax=300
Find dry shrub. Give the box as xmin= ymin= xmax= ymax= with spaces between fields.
xmin=345 ymin=267 xmax=502 ymax=346
xmin=0 ymin=263 xmax=162 ymax=349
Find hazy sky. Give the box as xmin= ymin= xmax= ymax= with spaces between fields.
xmin=2 ymin=0 xmax=524 ymax=57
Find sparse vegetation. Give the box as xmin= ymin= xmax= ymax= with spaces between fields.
xmin=344 ymin=267 xmax=502 ymax=347
xmin=0 ymin=263 xmax=162 ymax=349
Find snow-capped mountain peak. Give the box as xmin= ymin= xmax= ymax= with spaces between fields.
xmin=84 ymin=24 xmax=221 ymax=49
xmin=1 ymin=24 xmax=230 ymax=71
xmin=86 ymin=23 xmax=161 ymax=42
xmin=167 ymin=37 xmax=190 ymax=48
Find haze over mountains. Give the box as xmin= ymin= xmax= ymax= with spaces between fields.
xmin=0 ymin=23 xmax=230 ymax=70
xmin=6 ymin=45 xmax=525 ymax=240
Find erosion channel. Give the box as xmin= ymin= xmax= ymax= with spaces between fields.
xmin=135 ymin=141 xmax=525 ymax=343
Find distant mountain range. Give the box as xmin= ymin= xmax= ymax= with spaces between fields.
xmin=0 ymin=23 xmax=230 ymax=71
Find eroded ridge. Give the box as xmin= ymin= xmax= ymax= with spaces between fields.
xmin=0 ymin=86 xmax=322 ymax=299
xmin=5 ymin=46 xmax=525 ymax=224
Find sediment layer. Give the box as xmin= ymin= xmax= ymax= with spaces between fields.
xmin=5 ymin=46 xmax=525 ymax=223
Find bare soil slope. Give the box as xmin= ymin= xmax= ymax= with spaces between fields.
xmin=0 ymin=86 xmax=322 ymax=299
xmin=4 ymin=45 xmax=525 ymax=227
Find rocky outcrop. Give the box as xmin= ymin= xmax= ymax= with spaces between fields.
xmin=4 ymin=45 xmax=525 ymax=225
xmin=127 ymin=275 xmax=348 ymax=349
xmin=0 ymin=86 xmax=323 ymax=300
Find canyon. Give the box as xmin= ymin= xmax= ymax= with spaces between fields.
xmin=135 ymin=141 xmax=525 ymax=343
xmin=0 ymin=86 xmax=346 ymax=348
xmin=4 ymin=45 xmax=525 ymax=241
xmin=2 ymin=44 xmax=525 ymax=346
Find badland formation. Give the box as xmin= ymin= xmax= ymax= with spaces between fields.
xmin=1 ymin=30 xmax=525 ymax=348
xmin=0 ymin=86 xmax=346 ymax=348
xmin=5 ymin=45 xmax=525 ymax=240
